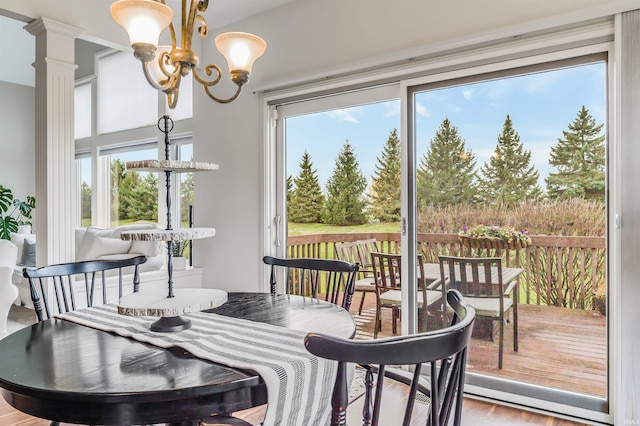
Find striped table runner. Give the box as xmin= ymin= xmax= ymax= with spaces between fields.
xmin=55 ymin=304 xmax=337 ymax=426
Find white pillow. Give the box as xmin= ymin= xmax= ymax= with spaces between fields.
xmin=129 ymin=240 xmax=162 ymax=258
xmin=10 ymin=233 xmax=35 ymax=262
xmin=78 ymin=236 xmax=132 ymax=262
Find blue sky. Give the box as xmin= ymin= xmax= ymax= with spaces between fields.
xmin=285 ymin=62 xmax=606 ymax=190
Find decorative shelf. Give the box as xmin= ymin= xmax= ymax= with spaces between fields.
xmin=126 ymin=160 xmax=219 ymax=173
xmin=121 ymin=227 xmax=216 ymax=242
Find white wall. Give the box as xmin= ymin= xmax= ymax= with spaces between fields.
xmin=0 ymin=82 xmax=35 ymax=206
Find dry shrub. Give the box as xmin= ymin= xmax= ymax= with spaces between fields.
xmin=418 ymin=199 xmax=605 ymax=236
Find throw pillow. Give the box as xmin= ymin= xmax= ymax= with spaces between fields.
xmin=129 ymin=240 xmax=162 ymax=258
xmin=79 ymin=236 xmax=132 ymax=262
xmin=20 ymin=240 xmax=36 ymax=267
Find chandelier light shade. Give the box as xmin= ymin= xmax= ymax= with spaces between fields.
xmin=110 ymin=0 xmax=267 ymax=109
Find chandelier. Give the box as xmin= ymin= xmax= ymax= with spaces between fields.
xmin=110 ymin=0 xmax=267 ymax=109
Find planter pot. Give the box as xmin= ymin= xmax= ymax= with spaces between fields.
xmin=172 ymin=256 xmax=187 ymax=271
xmin=458 ymin=235 xmax=530 ymax=250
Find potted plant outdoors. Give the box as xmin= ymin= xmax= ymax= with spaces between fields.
xmin=0 ymin=185 xmax=36 ymax=239
xmin=458 ymin=224 xmax=531 ymax=250
xmin=171 ymin=240 xmax=189 ymax=270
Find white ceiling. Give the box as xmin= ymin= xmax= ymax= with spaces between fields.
xmin=0 ymin=0 xmax=297 ymax=87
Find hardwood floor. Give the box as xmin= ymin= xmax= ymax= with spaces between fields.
xmin=0 ymin=392 xmax=592 ymax=425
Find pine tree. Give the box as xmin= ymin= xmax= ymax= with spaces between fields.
xmin=289 ymin=151 xmax=324 ymax=223
xmin=370 ymin=128 xmax=401 ymax=221
xmin=478 ymin=115 xmax=541 ymax=204
xmin=545 ymin=106 xmax=605 ymax=200
xmin=417 ymin=118 xmax=478 ymax=206
xmin=323 ymin=141 xmax=368 ymax=225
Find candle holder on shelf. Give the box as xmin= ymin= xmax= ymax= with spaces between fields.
xmin=118 ymin=115 xmax=225 ymax=332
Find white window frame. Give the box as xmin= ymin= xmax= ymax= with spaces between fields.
xmin=261 ymin=17 xmax=618 ymax=425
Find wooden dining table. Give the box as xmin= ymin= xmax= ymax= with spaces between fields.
xmin=0 ymin=292 xmax=356 ymax=426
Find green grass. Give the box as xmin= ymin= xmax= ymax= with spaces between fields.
xmin=288 ymin=222 xmax=400 ymax=236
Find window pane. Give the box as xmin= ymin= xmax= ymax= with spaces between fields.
xmin=104 ymin=147 xmax=159 ymax=227
xmin=74 ymin=82 xmax=91 ymax=139
xmin=78 ymin=157 xmax=92 ymax=227
xmin=98 ymin=51 xmax=158 ymax=133
xmin=179 ymin=143 xmax=193 ymax=228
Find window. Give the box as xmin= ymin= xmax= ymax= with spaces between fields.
xmin=74 ymin=82 xmax=91 ymax=139
xmin=100 ymin=144 xmax=159 ymax=228
xmin=77 ymin=155 xmax=91 ymax=227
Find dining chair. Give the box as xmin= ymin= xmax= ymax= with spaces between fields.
xmin=370 ymin=252 xmax=443 ymax=338
xmin=23 ymin=255 xmax=148 ymax=322
xmin=438 ymin=255 xmax=518 ymax=369
xmin=305 ymin=289 xmax=475 ymax=426
xmin=335 ymin=241 xmax=375 ymax=315
xmin=263 ymin=256 xmax=359 ymax=310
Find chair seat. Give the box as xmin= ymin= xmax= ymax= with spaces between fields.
xmin=379 ymin=289 xmax=442 ymax=307
xmin=464 ymin=296 xmax=513 ymax=317
xmin=354 ymin=277 xmax=376 ymax=291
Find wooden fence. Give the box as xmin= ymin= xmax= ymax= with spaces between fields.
xmin=287 ymin=233 xmax=606 ymax=310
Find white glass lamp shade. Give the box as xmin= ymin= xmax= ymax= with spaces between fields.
xmin=110 ymin=0 xmax=173 ymax=47
xmin=214 ymin=32 xmax=267 ymax=74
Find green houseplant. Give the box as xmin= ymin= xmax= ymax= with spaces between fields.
xmin=0 ymin=185 xmax=36 ymax=240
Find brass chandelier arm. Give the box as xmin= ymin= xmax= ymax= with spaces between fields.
xmin=142 ymin=61 xmax=173 ymax=91
xmin=192 ymin=65 xmax=243 ymax=104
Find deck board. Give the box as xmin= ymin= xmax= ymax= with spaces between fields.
xmin=351 ymin=292 xmax=607 ymax=397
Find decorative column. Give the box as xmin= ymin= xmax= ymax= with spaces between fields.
xmin=25 ymin=18 xmax=82 ymax=265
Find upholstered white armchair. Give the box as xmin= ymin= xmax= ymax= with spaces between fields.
xmin=0 ymin=240 xmax=18 ymax=338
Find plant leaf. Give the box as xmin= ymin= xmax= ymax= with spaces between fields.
xmin=0 ymin=216 xmax=18 ymax=240
xmin=0 ymin=186 xmax=14 ymax=213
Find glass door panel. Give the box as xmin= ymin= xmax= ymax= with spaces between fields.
xmin=409 ymin=60 xmax=608 ymax=409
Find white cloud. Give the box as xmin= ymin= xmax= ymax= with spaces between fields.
xmin=384 ymin=102 xmax=400 ymax=118
xmin=327 ymin=107 xmax=361 ymax=123
xmin=415 ymin=102 xmax=430 ymax=118
xmin=462 ymin=89 xmax=474 ymax=100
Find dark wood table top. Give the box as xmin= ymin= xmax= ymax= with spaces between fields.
xmin=0 ymin=292 xmax=355 ymax=426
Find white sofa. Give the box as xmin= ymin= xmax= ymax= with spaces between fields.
xmin=12 ymin=222 xmax=165 ymax=308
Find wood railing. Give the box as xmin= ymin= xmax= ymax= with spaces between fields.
xmin=287 ymin=233 xmax=606 ymax=310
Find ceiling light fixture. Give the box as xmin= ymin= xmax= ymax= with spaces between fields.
xmin=110 ymin=0 xmax=267 ymax=109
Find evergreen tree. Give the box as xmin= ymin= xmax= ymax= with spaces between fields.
xmin=545 ymin=106 xmax=605 ymax=200
xmin=180 ymin=171 xmax=194 ymax=226
xmin=289 ymin=151 xmax=324 ymax=223
xmin=370 ymin=128 xmax=401 ymax=221
xmin=417 ymin=118 xmax=478 ymax=206
xmin=286 ymin=175 xmax=293 ymax=219
xmin=81 ymin=181 xmax=91 ymax=224
xmin=478 ymin=115 xmax=541 ymax=204
xmin=323 ymin=141 xmax=368 ymax=225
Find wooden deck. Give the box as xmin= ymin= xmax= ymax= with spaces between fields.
xmin=350 ymin=292 xmax=607 ymax=398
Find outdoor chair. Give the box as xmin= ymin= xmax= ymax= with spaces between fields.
xmin=438 ymin=255 xmax=518 ymax=369
xmin=305 ymin=289 xmax=475 ymax=426
xmin=335 ymin=241 xmax=376 ymax=314
xmin=263 ymin=256 xmax=359 ymax=310
xmin=370 ymin=252 xmax=443 ymax=338
xmin=23 ymin=255 xmax=147 ymax=323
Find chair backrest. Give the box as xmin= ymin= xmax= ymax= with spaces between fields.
xmin=438 ymin=256 xmax=503 ymax=298
xmin=305 ymin=289 xmax=476 ymax=426
xmin=334 ymin=242 xmax=360 ymax=265
xmin=262 ymin=256 xmax=359 ymax=310
xmin=355 ymin=238 xmax=378 ymax=267
xmin=23 ymin=255 xmax=148 ymax=322
xmin=370 ymin=251 xmax=430 ymax=300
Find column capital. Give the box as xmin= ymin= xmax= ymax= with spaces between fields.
xmin=25 ymin=17 xmax=83 ymax=39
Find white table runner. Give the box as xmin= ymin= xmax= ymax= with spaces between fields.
xmin=55 ymin=304 xmax=337 ymax=426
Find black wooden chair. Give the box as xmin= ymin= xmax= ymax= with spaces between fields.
xmin=305 ymin=289 xmax=475 ymax=426
xmin=263 ymin=256 xmax=360 ymax=310
xmin=23 ymin=255 xmax=147 ymax=323
xmin=438 ymin=255 xmax=518 ymax=369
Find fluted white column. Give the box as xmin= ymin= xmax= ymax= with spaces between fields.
xmin=26 ymin=18 xmax=82 ymax=265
